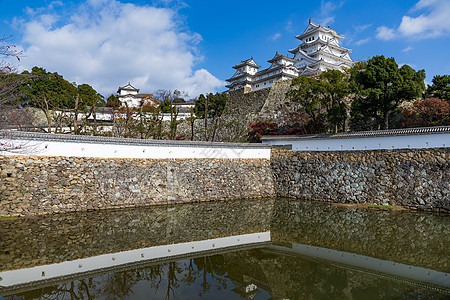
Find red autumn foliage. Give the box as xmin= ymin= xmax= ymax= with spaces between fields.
xmin=247 ymin=119 xmax=322 ymax=143
xmin=401 ymin=97 xmax=450 ymax=128
xmin=247 ymin=121 xmax=279 ymax=143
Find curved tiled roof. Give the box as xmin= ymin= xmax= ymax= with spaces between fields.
xmin=0 ymin=131 xmax=271 ymax=149
xmin=296 ymin=20 xmax=345 ymax=41
xmin=261 ymin=126 xmax=450 ymax=141
xmin=117 ymin=83 xmax=139 ymax=93
xmin=232 ymin=58 xmax=261 ymax=69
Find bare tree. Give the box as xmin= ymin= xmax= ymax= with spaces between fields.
xmin=0 ymin=36 xmax=22 ymax=74
xmin=0 ymin=37 xmax=36 ymax=133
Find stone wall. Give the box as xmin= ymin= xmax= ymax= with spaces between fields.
xmin=214 ymin=80 xmax=301 ymax=142
xmin=0 ymin=155 xmax=274 ymax=216
xmin=171 ymin=80 xmax=299 ymax=142
xmin=271 ymin=148 xmax=449 ymax=212
xmin=1 ymin=141 xmax=448 ymax=216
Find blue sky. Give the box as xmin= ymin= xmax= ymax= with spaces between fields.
xmin=1 ymin=0 xmax=449 ymax=97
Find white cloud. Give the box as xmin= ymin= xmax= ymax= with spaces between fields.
xmin=18 ymin=0 xmax=223 ymax=98
xmin=402 ymin=46 xmax=414 ymax=52
xmin=354 ymin=24 xmax=372 ymax=32
xmin=376 ymin=0 xmax=450 ymax=40
xmin=376 ymin=26 xmax=396 ymax=40
xmin=271 ymin=33 xmax=282 ymax=41
xmin=285 ymin=20 xmax=294 ymax=33
xmin=354 ymin=37 xmax=370 ymax=46
xmin=317 ymin=0 xmax=345 ymax=26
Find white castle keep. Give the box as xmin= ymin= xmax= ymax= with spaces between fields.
xmin=226 ymin=19 xmax=354 ymax=92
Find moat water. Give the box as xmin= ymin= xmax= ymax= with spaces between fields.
xmin=0 ymin=198 xmax=449 ymax=299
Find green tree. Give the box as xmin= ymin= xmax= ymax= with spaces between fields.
xmin=209 ymin=93 xmax=227 ymax=142
xmin=26 ymin=66 xmax=77 ymax=132
xmin=0 ymin=72 xmax=31 ymax=107
xmin=318 ymin=69 xmax=350 ymax=132
xmin=426 ymin=75 xmax=449 ymax=100
xmin=350 ymin=55 xmax=425 ymax=130
xmin=159 ymin=98 xmax=172 ymax=113
xmin=194 ymin=93 xmax=227 ymax=141
xmin=194 ymin=94 xmax=208 ymax=140
xmin=77 ymin=83 xmax=104 ymax=135
xmin=287 ymin=76 xmax=326 ymax=133
xmin=106 ymin=94 xmax=121 ymax=108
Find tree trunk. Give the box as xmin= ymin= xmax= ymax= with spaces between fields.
xmin=73 ymin=94 xmax=79 ymax=134
xmin=211 ymin=116 xmax=220 ymax=142
xmin=190 ymin=107 xmax=195 ymax=141
xmin=168 ymin=104 xmax=178 ymax=139
xmin=190 ymin=119 xmax=194 ymax=141
xmin=383 ymin=110 xmax=389 ymax=130
xmin=204 ymin=99 xmax=208 ymax=141
xmin=139 ymin=106 xmax=144 ymax=139
xmin=43 ymin=95 xmax=52 ymax=133
xmin=93 ymin=100 xmax=97 ymax=135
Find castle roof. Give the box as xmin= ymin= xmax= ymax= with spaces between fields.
xmin=296 ymin=19 xmax=345 ymax=41
xmin=232 ymin=58 xmax=261 ymax=69
xmin=226 ymin=70 xmax=254 ymax=82
xmin=117 ymin=83 xmax=139 ymax=93
xmin=267 ymin=52 xmax=296 ymax=63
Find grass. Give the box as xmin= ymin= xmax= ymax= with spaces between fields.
xmin=366 ymin=204 xmax=399 ymax=210
xmin=0 ymin=216 xmax=18 ymax=220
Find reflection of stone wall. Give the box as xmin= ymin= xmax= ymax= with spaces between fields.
xmin=227 ymin=249 xmax=447 ymax=299
xmin=271 ymin=199 xmax=450 ymax=272
xmin=0 ymin=156 xmax=274 ymax=216
xmin=271 ymin=148 xmax=450 ymax=211
xmin=0 ymin=198 xmax=274 ymax=271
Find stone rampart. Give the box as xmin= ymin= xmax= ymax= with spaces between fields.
xmin=216 ymin=80 xmax=300 ymax=142
xmin=271 ymin=148 xmax=449 ymax=211
xmin=0 ymin=155 xmax=274 ymax=216
xmin=1 ymin=130 xmax=448 ymax=216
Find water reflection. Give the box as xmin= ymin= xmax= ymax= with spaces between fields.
xmin=2 ymin=251 xmax=448 ymax=299
xmin=271 ymin=199 xmax=450 ymax=272
xmin=0 ymin=198 xmax=449 ymax=299
xmin=0 ymin=199 xmax=273 ymax=272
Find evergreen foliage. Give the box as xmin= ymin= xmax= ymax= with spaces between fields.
xmin=349 ymin=55 xmax=425 ymax=130
xmin=426 ymin=75 xmax=449 ymax=100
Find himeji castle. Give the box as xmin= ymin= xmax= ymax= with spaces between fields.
xmin=226 ymin=19 xmax=354 ymax=92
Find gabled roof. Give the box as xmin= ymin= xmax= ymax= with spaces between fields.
xmin=232 ymin=58 xmax=261 ymax=69
xmin=311 ymin=49 xmax=354 ymax=64
xmin=298 ymin=65 xmax=321 ymax=76
xmin=226 ymin=70 xmax=255 ymax=82
xmin=267 ymin=52 xmax=296 ymax=63
xmin=295 ymin=19 xmax=345 ymax=41
xmin=292 ymin=48 xmax=319 ymax=64
xmin=117 ymin=83 xmax=139 ymax=93
xmin=288 ymin=45 xmax=301 ymax=55
xmin=291 ymin=42 xmax=353 ymax=63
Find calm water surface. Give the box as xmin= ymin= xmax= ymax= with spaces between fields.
xmin=0 ymin=198 xmax=449 ymax=299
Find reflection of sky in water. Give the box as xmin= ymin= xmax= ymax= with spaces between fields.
xmin=0 ymin=198 xmax=449 ymax=298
